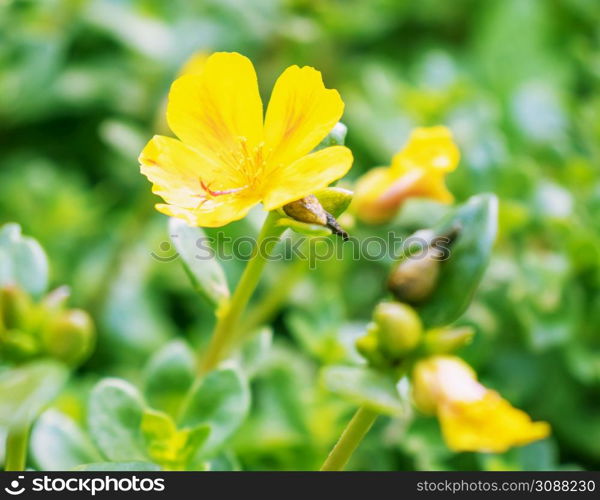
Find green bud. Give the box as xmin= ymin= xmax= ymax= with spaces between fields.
xmin=0 ymin=285 xmax=33 ymax=331
xmin=0 ymin=329 xmax=40 ymax=361
xmin=313 ymin=187 xmax=354 ymax=218
xmin=42 ymin=309 xmax=95 ymax=365
xmin=355 ymin=325 xmax=387 ymax=368
xmin=423 ymin=326 xmax=474 ymax=354
xmin=373 ymin=302 xmax=422 ymax=358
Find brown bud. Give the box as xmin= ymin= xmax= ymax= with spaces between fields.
xmin=388 ymin=227 xmax=460 ymax=304
xmin=283 ymin=195 xmax=349 ymax=240
xmin=387 ymin=247 xmax=442 ymax=304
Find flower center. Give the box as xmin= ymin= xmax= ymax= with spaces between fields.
xmin=194 ymin=138 xmax=272 ymax=208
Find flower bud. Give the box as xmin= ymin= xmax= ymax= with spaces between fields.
xmin=283 ymin=195 xmax=328 ymax=226
xmin=313 ymin=187 xmax=353 ymax=218
xmin=373 ymin=302 xmax=422 ymax=358
xmin=388 ymin=227 xmax=459 ymax=304
xmin=355 ymin=324 xmax=387 ymax=368
xmin=42 ymin=309 xmax=95 ymax=365
xmin=423 ymin=326 xmax=474 ymax=354
xmin=387 ymin=248 xmax=441 ymax=304
xmin=0 ymin=285 xmax=33 ymax=331
xmin=283 ymin=195 xmax=349 ymax=240
xmin=0 ymin=329 xmax=40 ymax=361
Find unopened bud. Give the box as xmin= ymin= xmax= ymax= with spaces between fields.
xmin=373 ymin=302 xmax=422 ymax=358
xmin=283 ymin=195 xmax=349 ymax=240
xmin=423 ymin=326 xmax=474 ymax=354
xmin=0 ymin=329 xmax=40 ymax=361
xmin=42 ymin=309 xmax=95 ymax=365
xmin=355 ymin=324 xmax=387 ymax=368
xmin=313 ymin=187 xmax=354 ymax=218
xmin=0 ymin=285 xmax=33 ymax=331
xmin=388 ymin=227 xmax=460 ymax=304
xmin=387 ymin=247 xmax=442 ymax=304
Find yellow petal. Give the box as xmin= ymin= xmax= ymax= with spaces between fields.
xmin=140 ymin=135 xmax=224 ymax=209
xmin=392 ymin=126 xmax=460 ymax=175
xmin=262 ymin=146 xmax=353 ymax=210
xmin=264 ymin=65 xmax=344 ymax=168
xmin=439 ymin=391 xmax=551 ymax=453
xmin=352 ymin=167 xmax=413 ymax=224
xmin=156 ymin=190 xmax=258 ymax=228
xmin=167 ymin=52 xmax=263 ymax=175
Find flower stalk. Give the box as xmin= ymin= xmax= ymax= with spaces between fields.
xmin=4 ymin=424 xmax=30 ymax=471
xmin=320 ymin=406 xmax=378 ymax=471
xmin=199 ymin=211 xmax=285 ymax=374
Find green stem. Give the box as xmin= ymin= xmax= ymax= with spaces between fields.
xmin=4 ymin=425 xmax=30 ymax=471
xmin=243 ymin=253 xmax=307 ymax=334
xmin=320 ymin=406 xmax=378 ymax=471
xmin=199 ymin=211 xmax=284 ymax=374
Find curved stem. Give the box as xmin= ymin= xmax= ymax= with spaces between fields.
xmin=243 ymin=253 xmax=307 ymax=334
xmin=4 ymin=424 xmax=30 ymax=471
xmin=320 ymin=405 xmax=378 ymax=471
xmin=199 ymin=211 xmax=284 ymax=374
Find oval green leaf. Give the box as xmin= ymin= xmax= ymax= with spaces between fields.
xmin=178 ymin=368 xmax=250 ymax=458
xmin=88 ymin=378 xmax=148 ymax=462
xmin=321 ymin=365 xmax=405 ymax=416
xmin=31 ymin=410 xmax=102 ymax=471
xmin=415 ymin=193 xmax=499 ymax=328
xmin=169 ymin=217 xmax=229 ymax=307
xmin=0 ymin=223 xmax=49 ymax=297
xmin=143 ymin=340 xmax=195 ymax=418
xmin=0 ymin=360 xmax=68 ymax=428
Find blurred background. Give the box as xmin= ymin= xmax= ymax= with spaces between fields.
xmin=1 ymin=0 xmax=599 ymax=470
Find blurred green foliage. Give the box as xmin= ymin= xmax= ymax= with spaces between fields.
xmin=1 ymin=0 xmax=599 ymax=470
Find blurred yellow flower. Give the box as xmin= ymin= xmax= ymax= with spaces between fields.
xmin=139 ymin=52 xmax=353 ymax=227
xmin=353 ymin=126 xmax=459 ymax=224
xmin=412 ymin=355 xmax=550 ymax=453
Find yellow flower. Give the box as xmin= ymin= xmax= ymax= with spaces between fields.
xmin=353 ymin=126 xmax=459 ymax=224
xmin=139 ymin=52 xmax=353 ymax=227
xmin=412 ymin=355 xmax=550 ymax=453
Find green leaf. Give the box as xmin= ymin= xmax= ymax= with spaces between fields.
xmin=143 ymin=340 xmax=195 ymax=417
xmin=321 ymin=365 xmax=405 ymax=416
xmin=0 ymin=360 xmax=68 ymax=428
xmin=417 ymin=194 xmax=499 ymax=328
xmin=169 ymin=217 xmax=229 ymax=307
xmin=0 ymin=223 xmax=49 ymax=297
xmin=74 ymin=462 xmax=161 ymax=471
xmin=88 ymin=378 xmax=147 ymax=462
xmin=31 ymin=410 xmax=101 ymax=471
xmin=315 ymin=122 xmax=348 ymax=150
xmin=179 ymin=368 xmax=250 ymax=457
xmin=236 ymin=327 xmax=273 ymax=377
